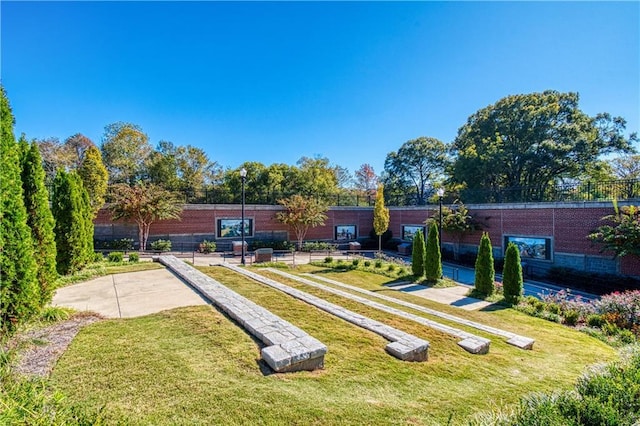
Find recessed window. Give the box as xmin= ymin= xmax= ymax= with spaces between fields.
xmin=217 ymin=218 xmax=253 ymax=239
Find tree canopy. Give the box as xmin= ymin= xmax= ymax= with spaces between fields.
xmin=451 ymin=91 xmax=636 ymax=203
xmin=588 ymin=203 xmax=640 ymax=258
xmin=101 ymin=121 xmax=152 ymax=185
xmin=373 ymin=184 xmax=390 ymax=252
xmin=275 ymin=194 xmax=328 ymax=250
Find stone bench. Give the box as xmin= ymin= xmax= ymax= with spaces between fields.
xmin=222 ymin=263 xmax=429 ymax=362
xmin=254 ymin=248 xmax=273 ymax=263
xmin=156 ymin=255 xmax=327 ymax=372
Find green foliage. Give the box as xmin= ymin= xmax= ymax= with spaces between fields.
xmin=94 ymin=238 xmax=135 ymax=251
xmin=77 ymin=145 xmax=108 ymax=215
xmin=109 ymin=182 xmax=182 ymax=251
xmin=451 ymin=91 xmax=635 ymax=203
xmin=588 ymin=204 xmax=640 ymax=258
xmin=128 ymin=252 xmax=139 ymax=263
xmin=474 ymin=232 xmax=495 ymax=296
xmin=424 ymin=221 xmax=442 ymax=281
xmin=0 ymin=85 xmax=40 ymax=335
xmin=250 ymin=240 xmax=295 ymax=251
xmin=382 ymin=136 xmax=448 ymax=205
xmin=373 ymin=184 xmax=390 ymax=252
xmin=352 ymin=259 xmax=360 ymax=266
xmin=198 ymin=240 xmax=217 ymax=254
xmin=503 ymin=243 xmax=523 ymax=304
xmin=101 ymin=121 xmax=152 ymax=184
xmin=301 ymin=241 xmax=337 ymax=252
xmin=275 ymin=194 xmax=328 ymax=250
xmin=294 ymin=156 xmax=340 ymax=199
xmin=411 ymin=230 xmax=426 ymax=277
xmin=20 ymin=139 xmax=59 ymax=306
xmin=324 ymin=257 xmax=333 ymax=263
xmin=150 ymin=239 xmax=172 ymax=252
xmin=364 ymin=260 xmax=371 ymax=267
xmin=107 ymin=252 xmax=124 ymax=262
xmin=52 ymin=170 xmax=94 ymax=275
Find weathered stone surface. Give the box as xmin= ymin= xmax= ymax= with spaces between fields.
xmin=223 ymin=263 xmax=429 ymax=362
xmin=157 ymin=255 xmax=327 ymax=373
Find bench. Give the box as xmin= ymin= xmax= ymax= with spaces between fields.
xmin=254 ymin=248 xmax=273 ymax=263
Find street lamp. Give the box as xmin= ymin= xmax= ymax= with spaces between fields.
xmin=240 ymin=167 xmax=247 ymax=265
xmin=436 ymin=188 xmax=445 ymax=256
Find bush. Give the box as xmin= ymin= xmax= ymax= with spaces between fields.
xmin=587 ymin=314 xmax=605 ymax=328
xmin=352 ymin=259 xmax=360 ymax=266
xmin=301 ymin=241 xmax=337 ymax=252
xmin=150 ymin=239 xmax=171 ymax=252
xmin=503 ymin=242 xmax=523 ymax=304
xmin=563 ymin=309 xmax=580 ymax=326
xmin=250 ymin=240 xmax=294 ymax=251
xmin=128 ymin=252 xmax=139 ymax=263
xmin=374 ymin=260 xmax=383 ymax=268
xmin=198 ymin=240 xmax=217 ymax=254
xmin=424 ymin=222 xmax=442 ymax=281
xmin=364 ymin=260 xmax=371 ymax=267
xmin=92 ymin=252 xmax=104 ymax=262
xmin=107 ymin=251 xmax=124 ymax=262
xmin=387 ymin=264 xmax=396 ymax=272
xmin=324 ymin=256 xmax=333 ymax=263
xmin=411 ymin=230 xmax=425 ymax=277
xmin=94 ymin=237 xmax=134 ymax=251
xmin=594 ymin=290 xmax=640 ymax=330
xmin=474 ymin=232 xmax=495 ymax=296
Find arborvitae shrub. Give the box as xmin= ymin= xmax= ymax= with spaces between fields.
xmin=411 ymin=230 xmax=426 ymax=277
xmin=503 ymin=242 xmax=523 ymax=304
xmin=108 ymin=252 xmax=124 ymax=263
xmin=474 ymin=232 xmax=495 ymax=296
xmin=424 ymin=221 xmax=442 ymax=281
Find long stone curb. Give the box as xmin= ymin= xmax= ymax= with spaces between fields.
xmin=300 ymin=273 xmax=535 ymax=350
xmin=221 ymin=264 xmax=429 ymax=362
xmin=156 ymin=256 xmax=327 ymax=373
xmin=267 ymin=269 xmax=490 ymax=354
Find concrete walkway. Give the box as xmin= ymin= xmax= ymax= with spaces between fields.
xmin=52 ymin=268 xmax=207 ymax=318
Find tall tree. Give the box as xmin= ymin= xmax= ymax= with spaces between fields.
xmin=52 ymin=170 xmax=93 ymax=275
xmin=36 ymin=136 xmax=74 ymax=183
xmin=64 ymin=133 xmax=95 ymax=168
xmin=20 ymin=138 xmax=59 ymax=305
xmin=424 ymin=221 xmax=443 ymax=281
xmin=354 ymin=163 xmax=378 ymax=196
xmin=109 ymin=183 xmax=183 ymax=251
xmin=295 ymin=156 xmax=339 ymax=199
xmin=0 ymin=85 xmax=40 ymax=334
xmin=383 ymin=137 xmax=448 ymax=205
xmin=373 ymin=184 xmax=390 ymax=253
xmin=430 ymin=203 xmax=482 ymax=261
xmin=78 ymin=145 xmax=109 ymax=215
xmin=474 ymin=232 xmax=495 ymax=296
xmin=451 ymin=91 xmax=636 ymax=202
xmin=101 ymin=121 xmax=152 ymax=184
xmin=611 ymin=154 xmax=640 ymax=180
xmin=275 ymin=194 xmax=328 ymax=250
xmin=503 ymin=243 xmax=523 ymax=304
xmin=411 ymin=230 xmax=426 ymax=278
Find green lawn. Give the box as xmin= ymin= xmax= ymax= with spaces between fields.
xmin=51 ymin=265 xmax=616 ymax=425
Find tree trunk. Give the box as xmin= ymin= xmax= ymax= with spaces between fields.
xmin=378 ymin=234 xmax=382 ymax=254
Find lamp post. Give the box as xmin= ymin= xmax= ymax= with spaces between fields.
xmin=240 ymin=167 xmax=247 ymax=265
xmin=436 ymin=188 xmax=444 ymax=256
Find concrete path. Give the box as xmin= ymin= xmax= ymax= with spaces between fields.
xmin=52 ymin=268 xmax=208 ymax=318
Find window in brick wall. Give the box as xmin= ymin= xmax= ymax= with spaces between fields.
xmin=217 ymin=218 xmax=254 ymax=239
xmin=504 ymin=235 xmax=552 ymax=261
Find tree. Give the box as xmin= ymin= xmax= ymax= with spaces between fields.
xmin=78 ymin=145 xmax=109 ymax=215
xmin=451 ymin=91 xmax=636 ymax=203
xmin=383 ymin=137 xmax=448 ymax=205
xmin=295 ymin=156 xmax=339 ymax=199
xmin=588 ymin=203 xmax=640 ymax=258
xmin=20 ymin=138 xmax=58 ymax=305
xmin=611 ymin=154 xmax=640 ymax=180
xmin=109 ymin=183 xmax=183 ymax=251
xmin=0 ymin=85 xmax=40 ymax=334
xmin=373 ymin=184 xmax=390 ymax=253
xmin=101 ymin=121 xmax=152 ymax=184
xmin=503 ymin=243 xmax=523 ymax=304
xmin=354 ymin=163 xmax=378 ymax=196
xmin=36 ymin=136 xmax=74 ymax=183
xmin=430 ymin=202 xmax=482 ymax=260
xmin=424 ymin=221 xmax=443 ymax=281
xmin=52 ymin=170 xmax=94 ymax=275
xmin=64 ymin=133 xmax=95 ymax=168
xmin=275 ymin=194 xmax=328 ymax=250
xmin=411 ymin=230 xmax=426 ymax=278
xmin=474 ymin=232 xmax=495 ymax=296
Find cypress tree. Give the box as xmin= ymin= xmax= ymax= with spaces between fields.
xmin=474 ymin=232 xmax=495 ymax=296
xmin=424 ymin=221 xmax=443 ymax=281
xmin=373 ymin=184 xmax=390 ymax=253
xmin=411 ymin=230 xmax=426 ymax=277
xmin=52 ymin=170 xmax=93 ymax=275
xmin=503 ymin=242 xmax=524 ymax=304
xmin=78 ymin=145 xmax=109 ymax=216
xmin=20 ymin=138 xmax=59 ymax=305
xmin=0 ymin=86 xmax=40 ymax=334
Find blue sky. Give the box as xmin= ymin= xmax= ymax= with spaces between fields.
xmin=2 ymin=1 xmax=638 ymax=177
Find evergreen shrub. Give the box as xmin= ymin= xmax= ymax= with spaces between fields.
xmin=424 ymin=221 xmax=442 ymax=280
xmin=503 ymin=242 xmax=523 ymax=304
xmin=107 ymin=252 xmax=124 ymax=262
xmin=411 ymin=230 xmax=425 ymax=277
xmin=128 ymin=252 xmax=139 ymax=263
xmin=474 ymin=232 xmax=495 ymax=296
xmin=151 ymin=239 xmax=171 ymax=252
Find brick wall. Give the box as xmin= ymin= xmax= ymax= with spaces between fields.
xmin=94 ymin=201 xmax=640 ymax=277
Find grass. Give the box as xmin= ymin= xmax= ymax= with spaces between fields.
xmin=56 ymin=260 xmax=163 ymax=287
xmin=49 ymin=264 xmax=617 ymax=425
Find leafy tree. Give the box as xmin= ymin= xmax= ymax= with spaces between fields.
xmin=295 ymin=156 xmax=339 ymax=199
xmin=354 ymin=163 xmax=378 ymax=196
xmin=109 ymin=183 xmax=183 ymax=251
xmin=373 ymin=184 xmax=390 ymax=253
xmin=611 ymin=154 xmax=640 ymax=180
xmin=52 ymin=170 xmax=93 ymax=275
xmin=411 ymin=230 xmax=426 ymax=278
xmin=334 ymin=165 xmax=353 ymax=189
xmin=503 ymin=243 xmax=523 ymax=304
xmin=424 ymin=221 xmax=443 ymax=281
xmin=20 ymin=138 xmax=59 ymax=305
xmin=0 ymin=85 xmax=40 ymax=334
xmin=474 ymin=232 xmax=495 ymax=296
xmin=78 ymin=145 xmax=109 ymax=215
xmin=36 ymin=136 xmax=74 ymax=183
xmin=101 ymin=121 xmax=152 ymax=184
xmin=146 ymin=141 xmax=181 ymax=190
xmin=64 ymin=133 xmax=95 ymax=168
xmin=588 ymin=202 xmax=640 ymax=258
xmin=429 ymin=202 xmax=482 ymax=260
xmin=451 ymin=91 xmax=636 ymax=203
xmin=275 ymin=194 xmax=328 ymax=250
xmin=383 ymin=137 xmax=448 ymax=205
